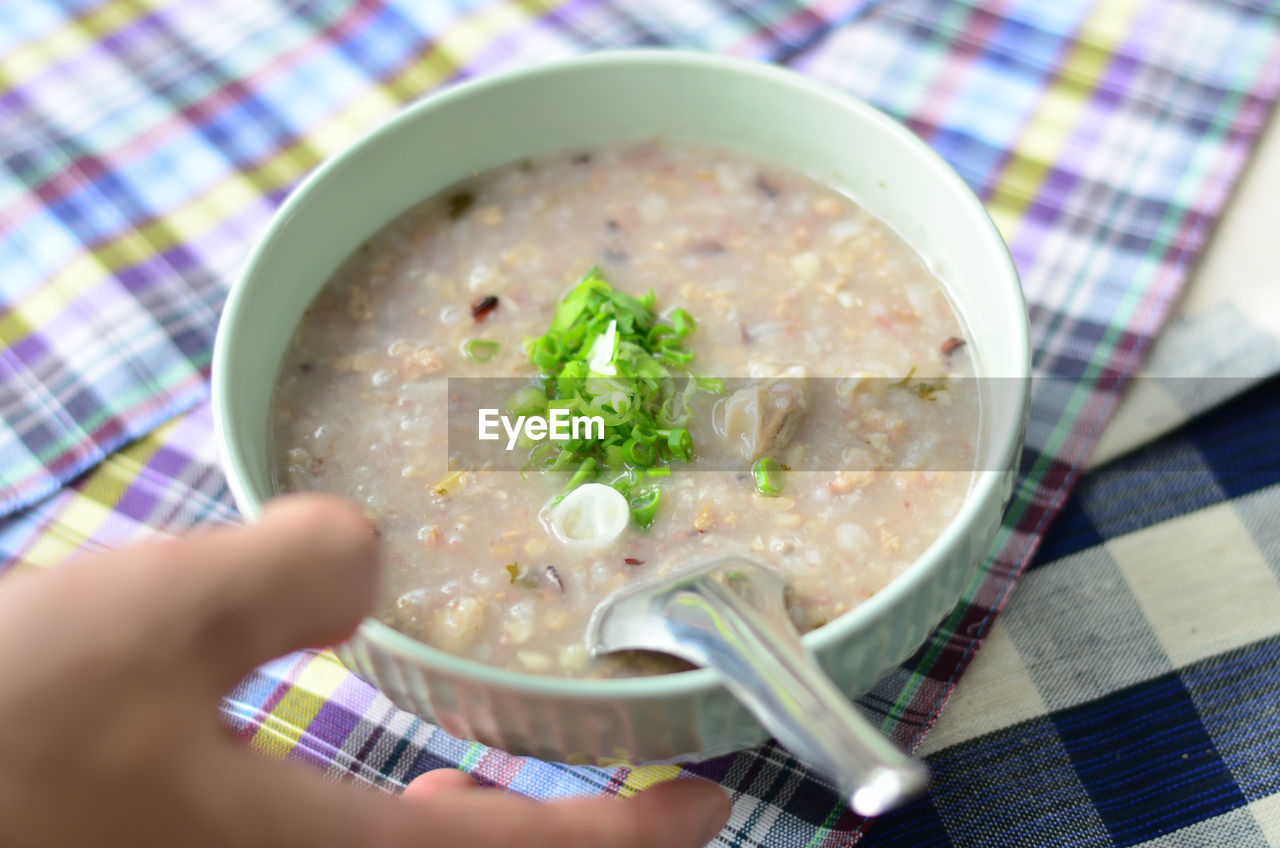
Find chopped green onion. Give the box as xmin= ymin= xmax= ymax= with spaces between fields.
xmin=507 ymin=386 xmax=547 ymax=417
xmin=604 ymin=443 xmax=627 ymax=468
xmin=521 ymin=267 xmax=721 ymax=529
xmin=563 ymin=457 xmax=597 ymax=494
xmin=695 ymin=375 xmax=724 ymax=393
xmin=607 ymin=467 xmax=638 ymax=493
xmin=531 ymin=336 xmax=562 ymax=370
xmin=670 ymin=308 xmax=695 ymax=337
xmin=752 ymin=457 xmax=784 ymax=497
xmin=629 ymin=488 xmax=662 ymax=529
xmin=624 ymin=438 xmax=656 ymax=466
xmin=662 ymin=428 xmax=693 ymax=462
xmin=630 ymin=420 xmax=657 ymax=444
xmin=463 ymin=339 xmax=500 ymax=362
xmin=658 ymin=346 xmax=695 ymax=367
xmin=646 ymin=324 xmax=677 ymax=347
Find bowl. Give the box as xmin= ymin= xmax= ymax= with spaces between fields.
xmin=212 ymin=50 xmax=1030 ymax=764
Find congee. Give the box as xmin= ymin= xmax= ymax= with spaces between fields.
xmin=270 ymin=140 xmax=979 ymax=677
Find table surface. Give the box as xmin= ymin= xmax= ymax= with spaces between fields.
xmin=1 ymin=3 xmax=1278 ymax=847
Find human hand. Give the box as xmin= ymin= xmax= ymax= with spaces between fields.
xmin=0 ymin=494 xmax=731 ymax=847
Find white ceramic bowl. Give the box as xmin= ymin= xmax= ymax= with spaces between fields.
xmin=212 ymin=50 xmax=1029 ymax=764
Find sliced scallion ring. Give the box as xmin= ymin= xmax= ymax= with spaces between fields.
xmin=752 ymin=457 xmax=784 ymax=496
xmin=462 ymin=338 xmax=500 ymax=362
xmin=629 ymin=488 xmax=662 ymax=529
xmin=547 ymin=483 xmax=630 ymax=548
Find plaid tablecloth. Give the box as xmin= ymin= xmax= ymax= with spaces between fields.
xmin=3 ymin=1 xmax=1279 ymax=845
xmin=864 ymin=375 xmax=1280 ymax=847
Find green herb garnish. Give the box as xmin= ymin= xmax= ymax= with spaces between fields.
xmin=629 ymin=488 xmax=662 ymax=529
xmin=752 ymin=457 xmax=785 ymax=497
xmin=893 ymin=366 xmax=947 ymax=400
xmin=913 ymin=379 xmax=948 ymax=401
xmin=463 ymin=339 xmax=500 ymax=362
xmin=504 ymin=562 xmax=537 ymax=588
xmin=508 ymin=386 xmax=547 ymax=416
xmin=520 ymin=267 xmax=721 ymax=528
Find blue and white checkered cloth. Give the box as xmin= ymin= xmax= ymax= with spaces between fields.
xmin=863 ymin=376 xmax=1280 ymax=847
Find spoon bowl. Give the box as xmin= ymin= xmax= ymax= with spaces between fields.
xmin=586 ymin=558 xmax=929 ymax=816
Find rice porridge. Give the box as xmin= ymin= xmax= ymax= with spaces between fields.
xmin=270 ymin=141 xmax=979 ymax=677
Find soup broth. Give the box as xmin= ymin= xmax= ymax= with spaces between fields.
xmin=271 ymin=141 xmax=978 ymax=677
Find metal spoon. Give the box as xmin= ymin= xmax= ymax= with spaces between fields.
xmin=585 ymin=557 xmax=928 ymax=817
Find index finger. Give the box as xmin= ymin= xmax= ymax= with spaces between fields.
xmin=97 ymin=494 xmax=380 ymax=693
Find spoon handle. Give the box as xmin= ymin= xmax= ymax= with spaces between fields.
xmin=661 ymin=575 xmax=928 ymax=817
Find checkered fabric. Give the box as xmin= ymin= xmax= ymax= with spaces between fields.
xmin=4 ymin=1 xmax=1280 ymax=846
xmin=861 ymin=375 xmax=1280 ymax=847
xmin=1089 ymin=136 xmax=1280 ymax=467
xmin=5 ymin=382 xmax=1278 ymax=847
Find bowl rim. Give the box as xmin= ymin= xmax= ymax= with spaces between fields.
xmin=212 ymin=48 xmax=1030 ymax=701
